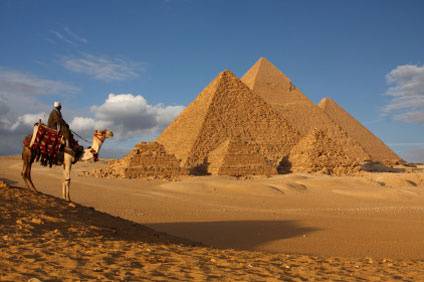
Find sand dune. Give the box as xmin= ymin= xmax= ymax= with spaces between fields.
xmin=2 ymin=156 xmax=424 ymax=280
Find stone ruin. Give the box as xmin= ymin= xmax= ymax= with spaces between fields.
xmin=92 ymin=142 xmax=183 ymax=180
xmin=97 ymin=58 xmax=402 ymax=179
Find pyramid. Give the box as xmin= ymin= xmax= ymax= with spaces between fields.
xmin=318 ymin=97 xmax=401 ymax=164
xmin=93 ymin=142 xmax=183 ymax=179
xmin=241 ymin=58 xmax=370 ymax=162
xmin=241 ymin=57 xmax=312 ymax=107
xmin=156 ymin=70 xmax=300 ymax=173
xmin=208 ymin=137 xmax=276 ymax=176
xmin=289 ymin=129 xmax=363 ymax=175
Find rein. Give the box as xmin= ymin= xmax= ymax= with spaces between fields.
xmin=70 ymin=129 xmax=91 ymax=143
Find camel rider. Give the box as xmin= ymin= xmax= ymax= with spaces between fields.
xmin=47 ymin=101 xmax=72 ymax=148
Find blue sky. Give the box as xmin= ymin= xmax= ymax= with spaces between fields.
xmin=0 ymin=0 xmax=423 ymax=161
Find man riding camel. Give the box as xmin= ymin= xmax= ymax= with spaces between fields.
xmin=47 ymin=101 xmax=72 ymax=148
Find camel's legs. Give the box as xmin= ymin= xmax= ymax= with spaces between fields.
xmin=21 ymin=152 xmax=30 ymax=189
xmin=62 ymin=180 xmax=71 ymax=201
xmin=21 ymin=147 xmax=37 ymax=192
xmin=62 ymin=153 xmax=73 ymax=201
xmin=27 ymin=161 xmax=37 ymax=191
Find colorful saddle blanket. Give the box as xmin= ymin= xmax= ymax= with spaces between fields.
xmin=23 ymin=123 xmax=63 ymax=167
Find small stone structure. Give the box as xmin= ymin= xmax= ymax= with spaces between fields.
xmin=289 ymin=129 xmax=363 ymax=175
xmin=93 ymin=142 xmax=183 ymax=180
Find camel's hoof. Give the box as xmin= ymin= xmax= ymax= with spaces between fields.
xmin=68 ymin=202 xmax=76 ymax=208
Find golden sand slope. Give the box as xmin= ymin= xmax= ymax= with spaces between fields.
xmin=2 ymin=181 xmax=424 ymax=281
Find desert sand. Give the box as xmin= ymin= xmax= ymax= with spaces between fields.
xmin=2 ymin=155 xmax=424 ymax=280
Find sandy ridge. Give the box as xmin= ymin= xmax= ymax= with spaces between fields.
xmin=2 ymin=183 xmax=424 ymax=281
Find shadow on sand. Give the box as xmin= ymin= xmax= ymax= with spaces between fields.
xmin=2 ymin=179 xmax=319 ymax=252
xmin=148 ymin=220 xmax=319 ymax=251
xmin=0 ymin=184 xmax=197 ymax=247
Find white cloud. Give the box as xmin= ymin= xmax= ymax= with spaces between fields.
xmin=10 ymin=112 xmax=47 ymax=132
xmin=0 ymin=111 xmax=47 ymax=155
xmin=48 ymin=27 xmax=87 ymax=46
xmin=70 ymin=117 xmax=97 ymax=131
xmin=0 ymin=68 xmax=78 ymax=119
xmin=0 ymin=68 xmax=77 ymax=155
xmin=382 ymin=64 xmax=424 ymax=123
xmin=63 ymin=27 xmax=88 ymax=44
xmin=70 ymin=93 xmax=184 ymax=140
xmin=61 ymin=54 xmax=140 ymax=81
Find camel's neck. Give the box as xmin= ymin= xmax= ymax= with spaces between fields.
xmin=81 ymin=135 xmax=104 ymax=161
xmin=90 ymin=136 xmax=103 ymax=153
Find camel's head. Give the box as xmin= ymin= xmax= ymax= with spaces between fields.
xmin=80 ymin=129 xmax=114 ymax=162
xmin=94 ymin=129 xmax=114 ymax=142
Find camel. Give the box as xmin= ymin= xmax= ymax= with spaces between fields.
xmin=21 ymin=128 xmax=113 ymax=201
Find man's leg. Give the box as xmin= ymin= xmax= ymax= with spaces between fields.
xmin=29 ymin=124 xmax=39 ymax=147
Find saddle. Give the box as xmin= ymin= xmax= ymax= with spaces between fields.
xmin=23 ymin=123 xmax=83 ymax=167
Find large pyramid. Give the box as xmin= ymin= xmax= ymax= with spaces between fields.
xmin=318 ymin=97 xmax=401 ymax=164
xmin=156 ymin=70 xmax=300 ymax=173
xmin=241 ymin=57 xmax=312 ymax=107
xmin=241 ymin=58 xmax=371 ymax=164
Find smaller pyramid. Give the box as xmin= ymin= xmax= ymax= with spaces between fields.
xmin=208 ymin=138 xmax=276 ymax=176
xmin=289 ymin=129 xmax=364 ymax=175
xmin=94 ymin=142 xmax=183 ymax=179
xmin=242 ymin=57 xmax=371 ymax=162
xmin=318 ymin=97 xmax=401 ymax=164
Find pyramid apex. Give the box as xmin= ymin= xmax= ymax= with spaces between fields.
xmin=241 ymin=57 xmax=286 ymax=87
xmin=251 ymin=57 xmax=280 ymax=71
xmin=257 ymin=56 xmax=271 ymax=63
xmin=318 ymin=97 xmax=337 ymax=109
xmin=219 ymin=69 xmax=237 ymax=77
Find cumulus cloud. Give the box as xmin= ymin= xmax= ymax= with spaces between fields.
xmin=0 ymin=111 xmax=46 ymax=155
xmin=0 ymin=68 xmax=77 ymax=155
xmin=382 ymin=64 xmax=424 ymax=123
xmin=70 ymin=93 xmax=184 ymax=140
xmin=61 ymin=54 xmax=140 ymax=81
xmin=0 ymin=68 xmax=77 ymax=119
xmin=9 ymin=112 xmax=47 ymax=132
